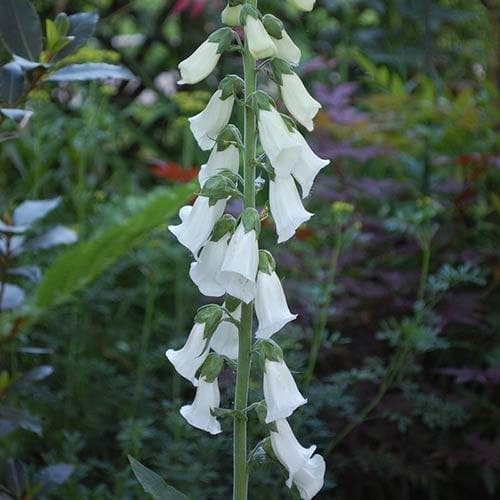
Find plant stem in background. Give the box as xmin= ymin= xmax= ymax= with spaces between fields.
xmin=233 ymin=14 xmax=257 ymax=498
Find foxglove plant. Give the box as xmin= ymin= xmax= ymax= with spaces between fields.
xmin=166 ymin=1 xmax=329 ymax=498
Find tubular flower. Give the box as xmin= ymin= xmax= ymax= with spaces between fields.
xmin=258 ymin=106 xmax=302 ymax=177
xmin=165 ymin=321 xmax=209 ymax=386
xmin=272 ymin=29 xmax=301 ymax=66
xmin=255 ymin=267 xmax=296 ymax=339
xmin=189 ymin=89 xmax=235 ymax=151
xmin=280 ymin=72 xmax=321 ymax=131
xmin=270 ymin=419 xmax=325 ymax=499
xmin=168 ymin=196 xmax=226 ymax=257
xmin=289 ymin=0 xmax=316 ymax=12
xmin=199 ymin=143 xmax=240 ymax=187
xmin=221 ymin=3 xmax=243 ymax=26
xmin=180 ymin=376 xmax=222 ymax=434
xmin=243 ymin=12 xmax=277 ymax=60
xmin=210 ymin=303 xmax=241 ymax=360
xmin=269 ymin=175 xmax=312 ymax=243
xmin=218 ymin=216 xmax=259 ymax=303
xmin=263 ymin=358 xmax=307 ymax=422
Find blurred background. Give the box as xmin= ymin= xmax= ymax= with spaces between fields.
xmin=0 ymin=0 xmax=499 ymax=498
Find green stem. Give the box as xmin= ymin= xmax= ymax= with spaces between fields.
xmin=303 ymin=234 xmax=342 ymax=390
xmin=233 ymin=8 xmax=257 ymax=498
xmin=417 ymin=242 xmax=431 ymax=305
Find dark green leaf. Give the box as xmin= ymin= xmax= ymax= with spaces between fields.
xmin=0 ymin=406 xmax=42 ymax=437
xmin=5 ymin=459 xmax=28 ymax=498
xmin=0 ymin=0 xmax=43 ymax=61
xmin=129 ymin=456 xmax=189 ymax=500
xmin=47 ymin=63 xmax=134 ymax=81
xmin=52 ymin=11 xmax=99 ymax=61
xmin=32 ymin=464 xmax=74 ymax=498
xmin=0 ymin=62 xmax=24 ymax=105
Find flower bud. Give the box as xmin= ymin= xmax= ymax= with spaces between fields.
xmin=241 ymin=6 xmax=278 ymax=60
xmin=210 ymin=301 xmax=241 ymax=360
xmin=269 ymin=175 xmax=312 ymax=243
xmin=189 ymin=89 xmax=235 ymax=151
xmin=288 ymin=0 xmax=316 ymax=12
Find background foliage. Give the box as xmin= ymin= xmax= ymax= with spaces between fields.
xmin=1 ymin=0 xmax=499 ymax=499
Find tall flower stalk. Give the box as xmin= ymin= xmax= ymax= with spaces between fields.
xmin=168 ymin=1 xmax=328 ymax=498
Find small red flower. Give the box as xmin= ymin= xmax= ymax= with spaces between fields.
xmin=149 ymin=160 xmax=199 ymax=183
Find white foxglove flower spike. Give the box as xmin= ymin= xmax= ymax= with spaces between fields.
xmin=255 ymin=250 xmax=297 ymax=338
xmin=273 ymin=60 xmax=321 ymax=132
xmin=189 ymin=89 xmax=235 ymax=151
xmin=269 ymin=175 xmax=312 ymax=243
xmin=189 ymin=215 xmax=236 ymax=297
xmin=210 ymin=300 xmax=241 ymax=360
xmin=178 ymin=28 xmax=234 ymax=85
xmin=218 ymin=208 xmax=260 ymax=303
xmin=289 ymin=0 xmax=316 ymax=12
xmin=270 ymin=419 xmax=325 ymax=499
xmin=263 ymin=357 xmax=307 ymax=423
xmin=257 ymin=101 xmax=302 ymax=177
xmin=180 ymin=375 xmax=222 ymax=434
xmin=241 ymin=6 xmax=278 ymax=61
xmin=169 ymin=196 xmax=227 ymax=257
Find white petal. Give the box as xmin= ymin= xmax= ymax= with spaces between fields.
xmin=189 ymin=90 xmax=235 ymax=151
xmin=178 ymin=40 xmax=221 ymax=85
xmin=199 ymin=144 xmax=240 ymax=188
xmin=281 ymin=73 xmax=321 ymax=131
xmin=291 ymin=454 xmax=326 ymax=500
xmin=221 ymin=4 xmax=243 ymax=26
xmin=180 ymin=377 xmax=222 ymax=434
xmin=255 ymin=271 xmax=297 ymax=339
xmin=165 ymin=322 xmax=209 ymax=386
xmin=189 ymin=234 xmax=229 ymax=297
xmin=218 ymin=225 xmax=259 ymax=303
xmin=245 ymin=16 xmax=278 ymax=60
xmin=210 ymin=304 xmax=241 ymax=360
xmin=264 ymin=359 xmax=307 ymax=423
xmin=273 ymin=30 xmax=301 ymax=66
xmin=269 ymin=176 xmax=312 ymax=243
xmin=168 ymin=197 xmax=226 ymax=256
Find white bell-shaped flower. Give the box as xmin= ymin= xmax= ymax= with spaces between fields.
xmin=292 ymin=454 xmax=326 ymax=500
xmin=210 ymin=304 xmax=241 ymax=360
xmin=221 ymin=4 xmax=243 ymax=26
xmin=290 ymin=131 xmax=330 ymax=198
xmin=272 ymin=29 xmax=301 ymax=66
xmin=269 ymin=175 xmax=312 ymax=243
xmin=263 ymin=358 xmax=307 ymax=422
xmin=178 ymin=40 xmax=221 ymax=85
xmin=289 ymin=0 xmax=316 ymax=12
xmin=165 ymin=322 xmax=209 ymax=386
xmin=168 ymin=196 xmax=226 ymax=257
xmin=199 ymin=144 xmax=240 ymax=188
xmin=189 ymin=233 xmax=230 ymax=297
xmin=189 ymin=90 xmax=235 ymax=151
xmin=270 ymin=419 xmax=316 ymax=483
xmin=258 ymin=107 xmax=302 ymax=177
xmin=244 ymin=15 xmax=278 ymax=60
xmin=255 ymin=270 xmax=297 ymax=339
xmin=218 ymin=223 xmax=259 ymax=304
xmin=281 ymin=73 xmax=321 ymax=132
xmin=180 ymin=376 xmax=222 ymax=435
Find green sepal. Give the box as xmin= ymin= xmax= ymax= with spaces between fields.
xmin=211 ymin=407 xmax=237 ymax=418
xmin=240 ymin=4 xmax=260 ymax=25
xmin=262 ymin=14 xmax=284 ymax=40
xmin=229 ymin=0 xmax=244 ymax=6
xmin=241 ymin=207 xmax=261 ymax=235
xmin=208 ymin=27 xmax=236 ymax=54
xmin=260 ymin=339 xmax=283 ymax=362
xmin=271 ymin=59 xmax=294 ymax=86
xmin=251 ymin=90 xmax=275 ymax=118
xmin=211 ymin=214 xmax=237 ymax=242
xmin=219 ymin=74 xmax=245 ymax=100
xmin=200 ymin=171 xmax=241 ymax=205
xmin=195 ymin=304 xmax=223 ymax=340
xmin=200 ymin=353 xmax=225 ymax=383
xmin=281 ymin=112 xmax=297 ymax=133
xmin=258 ymin=250 xmax=276 ymax=275
xmin=254 ymin=402 xmax=278 ymax=433
xmin=217 ymin=124 xmax=243 ymax=151
xmin=225 ymin=295 xmax=241 ymax=313
xmin=54 ymin=12 xmax=70 ymax=36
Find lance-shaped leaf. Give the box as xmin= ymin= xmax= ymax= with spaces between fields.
xmin=0 ymin=0 xmax=43 ymax=61
xmin=47 ymin=63 xmax=134 ymax=82
xmin=0 ymin=62 xmax=24 ymax=105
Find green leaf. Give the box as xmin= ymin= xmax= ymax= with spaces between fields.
xmin=45 ymin=19 xmax=59 ymax=51
xmin=0 ymin=0 xmax=43 ymax=61
xmin=47 ymin=63 xmax=134 ymax=81
xmin=0 ymin=108 xmax=32 ymax=123
xmin=128 ymin=456 xmax=189 ymax=500
xmin=0 ymin=62 xmax=24 ymax=105
xmin=33 ymin=184 xmax=194 ymax=311
xmin=52 ymin=11 xmax=99 ymax=61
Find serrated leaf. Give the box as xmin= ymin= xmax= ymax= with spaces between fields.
xmin=0 ymin=0 xmax=43 ymax=61
xmin=33 ymin=184 xmax=194 ymax=311
xmin=32 ymin=464 xmax=74 ymax=497
xmin=47 ymin=63 xmax=133 ymax=82
xmin=0 ymin=62 xmax=24 ymax=105
xmin=129 ymin=456 xmax=189 ymax=500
